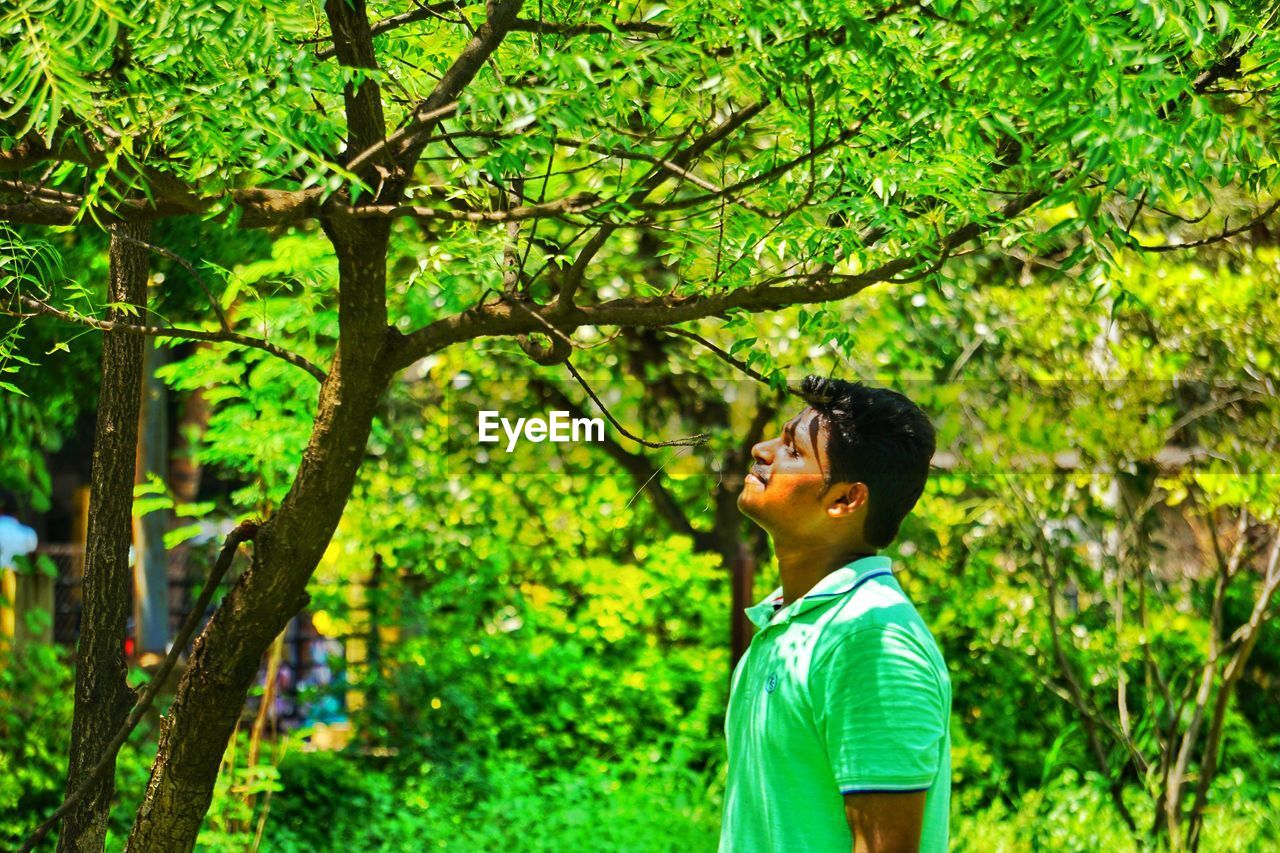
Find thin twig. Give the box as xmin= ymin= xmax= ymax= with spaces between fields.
xmin=563 ymin=359 xmax=707 ymax=448
xmin=336 ymin=192 xmax=602 ymax=222
xmin=1126 ymin=199 xmax=1280 ymax=252
xmin=109 ymin=232 xmax=233 ymax=332
xmin=662 ymin=326 xmax=784 ymax=389
xmin=5 ymin=294 xmax=327 ymax=382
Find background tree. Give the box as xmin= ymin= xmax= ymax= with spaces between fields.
xmin=57 ymin=224 xmax=149 ymax=852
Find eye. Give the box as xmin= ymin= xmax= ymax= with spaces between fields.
xmin=787 ymin=443 xmax=802 ymax=459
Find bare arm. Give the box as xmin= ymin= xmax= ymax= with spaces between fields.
xmin=843 ymin=790 xmax=927 ymax=853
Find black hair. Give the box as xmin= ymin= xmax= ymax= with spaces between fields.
xmin=797 ymin=375 xmax=936 ymax=548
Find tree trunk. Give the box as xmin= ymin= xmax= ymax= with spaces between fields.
xmin=125 ymin=217 xmax=392 ymax=852
xmin=123 ymin=0 xmax=495 ymax=838
xmin=722 ymin=402 xmax=775 ymax=668
xmin=58 ymin=221 xmax=151 ymax=853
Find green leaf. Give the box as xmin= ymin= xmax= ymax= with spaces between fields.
xmin=132 ymin=496 xmax=174 ymax=518
xmin=164 ymin=524 xmax=206 ymax=550
xmin=174 ymin=500 xmax=217 ymax=518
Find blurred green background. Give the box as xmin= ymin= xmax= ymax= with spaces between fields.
xmin=4 ymin=232 xmax=1278 ymax=851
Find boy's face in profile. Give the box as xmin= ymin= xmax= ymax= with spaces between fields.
xmin=739 ymin=407 xmax=839 ymax=540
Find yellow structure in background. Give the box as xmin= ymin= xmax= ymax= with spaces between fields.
xmin=0 ymin=511 xmax=49 ymax=650
xmin=1 ymin=569 xmax=57 ymax=647
xmin=2 ymin=566 xmax=57 ymax=649
xmin=312 ymin=536 xmax=399 ymax=721
xmin=1 ymin=568 xmax=15 ymax=639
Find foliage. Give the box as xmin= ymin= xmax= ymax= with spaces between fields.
xmin=0 ymin=225 xmax=104 ymax=510
xmin=0 ymin=639 xmax=73 ymax=845
xmin=5 ymin=0 xmax=1280 ymax=323
xmin=319 ymin=476 xmax=730 ymax=775
xmin=148 ymin=231 xmax=336 ymax=512
xmin=260 ymin=749 xmax=722 ymax=853
xmin=954 ymin=768 xmax=1280 ymax=852
xmin=0 ymin=639 xmax=156 ymax=850
xmin=192 ymin=728 xmax=287 ymax=852
xmin=247 ymin=748 xmax=1280 ymax=852
xmin=116 ymin=231 xmax=1278 ymax=848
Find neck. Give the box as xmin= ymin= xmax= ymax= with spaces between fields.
xmin=772 ymin=537 xmax=877 ymax=604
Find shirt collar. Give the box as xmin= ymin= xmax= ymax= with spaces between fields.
xmin=744 ymin=555 xmax=893 ymax=629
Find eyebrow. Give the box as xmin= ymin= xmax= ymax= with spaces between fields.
xmin=783 ymin=418 xmax=804 ymax=452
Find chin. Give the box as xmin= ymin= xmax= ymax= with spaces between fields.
xmin=737 ymin=491 xmax=767 ymax=524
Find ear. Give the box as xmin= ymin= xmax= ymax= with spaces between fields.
xmin=826 ymin=482 xmax=868 ymax=519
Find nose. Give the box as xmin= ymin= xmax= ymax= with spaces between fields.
xmin=751 ymin=437 xmax=776 ymax=466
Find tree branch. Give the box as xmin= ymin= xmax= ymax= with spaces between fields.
xmin=530 ymin=377 xmax=715 ymax=549
xmin=1166 ymin=505 xmax=1251 ymax=834
xmin=325 ymin=0 xmax=388 ymax=160
xmin=1185 ymin=528 xmax=1280 ymax=850
xmin=335 ymin=191 xmax=602 ymax=222
xmin=313 ymin=1 xmax=477 ymax=60
xmin=551 ymin=100 xmax=771 ymax=311
xmin=1005 ymin=472 xmax=1139 ymax=833
xmin=0 ymin=128 xmax=96 ymax=173
xmin=4 ymin=294 xmax=327 ymax=382
xmin=633 ymin=120 xmax=865 ymax=215
xmin=389 ymin=0 xmax=527 ymax=177
xmin=327 ymin=2 xmax=921 ymax=63
xmin=1124 ymin=199 xmax=1280 ymax=253
xmin=661 ymin=327 xmax=780 ymax=388
xmin=385 ymin=189 xmax=1043 ymax=371
xmin=0 ymin=185 xmax=323 ymax=229
xmin=0 ymin=122 xmax=325 ymax=228
xmin=509 ymin=17 xmax=669 ymax=37
xmin=564 ymin=359 xmax=707 ymax=448
xmin=107 ymin=232 xmax=233 ymax=332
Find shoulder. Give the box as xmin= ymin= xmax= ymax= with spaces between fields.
xmin=811 ymin=579 xmax=948 ymax=685
xmin=813 ymin=623 xmax=941 ymax=677
xmin=820 ymin=573 xmax=936 ymax=645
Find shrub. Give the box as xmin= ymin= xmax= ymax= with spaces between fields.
xmin=0 ymin=638 xmax=155 ymax=851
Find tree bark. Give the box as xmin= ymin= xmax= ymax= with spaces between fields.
xmin=58 ymin=221 xmax=151 ymax=853
xmin=125 ymin=215 xmax=392 ymax=852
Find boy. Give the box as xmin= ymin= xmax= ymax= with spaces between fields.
xmin=721 ymin=376 xmax=950 ymax=852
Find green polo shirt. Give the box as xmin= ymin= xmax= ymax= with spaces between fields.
xmin=719 ymin=555 xmax=952 ymax=852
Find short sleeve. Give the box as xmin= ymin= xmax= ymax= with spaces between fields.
xmin=810 ymin=626 xmax=946 ymax=793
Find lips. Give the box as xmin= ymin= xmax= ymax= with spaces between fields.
xmin=749 ymin=465 xmax=769 ymax=487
